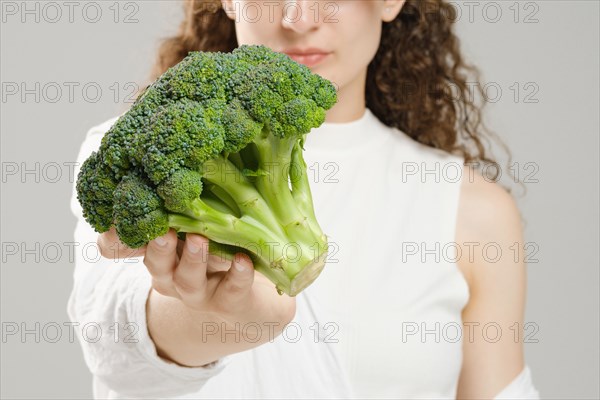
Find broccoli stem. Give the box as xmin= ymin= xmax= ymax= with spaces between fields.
xmin=289 ymin=138 xmax=324 ymax=240
xmin=248 ymin=247 xmax=328 ymax=296
xmin=169 ymin=199 xmax=280 ymax=266
xmin=202 ymin=134 xmax=326 ymax=259
xmin=169 ymin=197 xmax=326 ymax=292
xmin=202 ymin=155 xmax=285 ymax=238
xmin=253 ymin=132 xmax=324 ymax=248
xmin=227 ymin=151 xmax=244 ymax=171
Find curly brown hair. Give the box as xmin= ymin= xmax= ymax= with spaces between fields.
xmin=149 ymin=0 xmax=510 ymax=184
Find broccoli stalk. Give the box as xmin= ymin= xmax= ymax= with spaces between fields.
xmin=168 ymin=127 xmax=328 ymax=295
xmin=76 ymin=45 xmax=337 ymax=296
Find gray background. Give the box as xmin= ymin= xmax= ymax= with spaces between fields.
xmin=1 ymin=1 xmax=598 ymax=398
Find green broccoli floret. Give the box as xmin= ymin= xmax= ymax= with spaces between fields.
xmin=76 ymin=45 xmax=337 ymax=296
xmin=76 ymin=152 xmax=119 ymax=232
xmin=113 ymin=170 xmax=169 ymax=248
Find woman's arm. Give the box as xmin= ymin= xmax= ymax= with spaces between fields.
xmin=455 ymin=168 xmax=538 ymax=399
xmin=69 ymin=119 xmax=296 ymax=397
xmin=68 ymin=121 xmax=228 ymax=397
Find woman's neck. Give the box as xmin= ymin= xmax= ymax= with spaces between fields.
xmin=324 ymin=69 xmax=367 ymax=123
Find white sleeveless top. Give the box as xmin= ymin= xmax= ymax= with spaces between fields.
xmin=300 ymin=107 xmax=469 ymax=397
xmin=67 ymin=107 xmax=539 ymax=399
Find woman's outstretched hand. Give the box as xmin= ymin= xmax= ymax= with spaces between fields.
xmin=96 ymin=228 xmax=297 ymax=366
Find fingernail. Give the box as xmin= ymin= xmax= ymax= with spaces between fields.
xmin=154 ymin=235 xmax=168 ymax=246
xmin=234 ymin=261 xmax=246 ymax=272
xmin=187 ymin=239 xmax=200 ymax=254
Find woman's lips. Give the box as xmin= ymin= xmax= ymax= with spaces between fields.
xmin=285 ymin=52 xmax=331 ymax=67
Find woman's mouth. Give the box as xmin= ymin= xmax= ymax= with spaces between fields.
xmin=283 ymin=49 xmax=332 ymax=67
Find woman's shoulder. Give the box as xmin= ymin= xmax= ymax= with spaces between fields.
xmin=458 ymin=166 xmax=519 ymax=237
xmin=455 ymin=166 xmax=523 ymax=286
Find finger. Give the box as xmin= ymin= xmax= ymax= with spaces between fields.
xmin=173 ymin=234 xmax=209 ymax=302
xmin=144 ymin=230 xmax=179 ymax=297
xmin=207 ymin=253 xmax=234 ymax=273
xmin=98 ymin=227 xmax=146 ymax=259
xmin=215 ymin=253 xmax=255 ymax=307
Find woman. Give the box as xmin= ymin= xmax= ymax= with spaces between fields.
xmin=68 ymin=0 xmax=540 ymax=398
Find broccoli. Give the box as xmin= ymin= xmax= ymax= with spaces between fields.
xmin=76 ymin=45 xmax=337 ymax=296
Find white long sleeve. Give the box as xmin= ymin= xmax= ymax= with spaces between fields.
xmin=66 ymin=118 xmax=228 ymax=399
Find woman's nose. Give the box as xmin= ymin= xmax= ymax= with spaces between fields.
xmin=280 ymin=0 xmax=321 ymax=33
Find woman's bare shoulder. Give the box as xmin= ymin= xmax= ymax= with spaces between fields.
xmin=455 ymin=166 xmax=524 ymax=288
xmin=454 ymin=166 xmax=527 ymax=398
